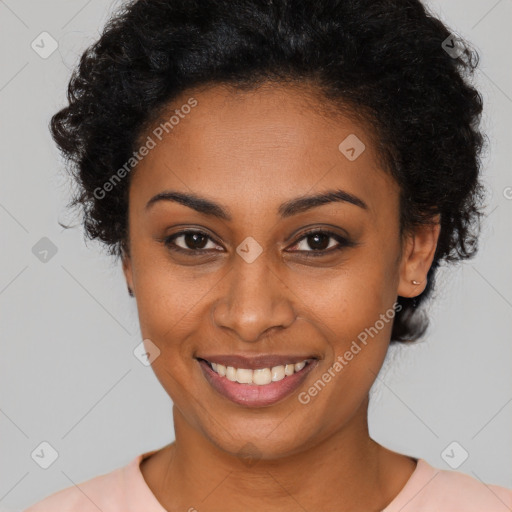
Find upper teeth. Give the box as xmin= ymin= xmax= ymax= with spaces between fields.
xmin=209 ymin=360 xmax=309 ymax=385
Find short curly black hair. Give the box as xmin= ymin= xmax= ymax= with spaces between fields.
xmin=51 ymin=0 xmax=486 ymax=343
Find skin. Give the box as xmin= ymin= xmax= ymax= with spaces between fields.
xmin=122 ymin=82 xmax=441 ymax=512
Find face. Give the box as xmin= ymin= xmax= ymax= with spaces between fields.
xmin=122 ymin=82 xmax=439 ymax=459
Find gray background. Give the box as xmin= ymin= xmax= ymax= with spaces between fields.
xmin=1 ymin=0 xmax=511 ymax=510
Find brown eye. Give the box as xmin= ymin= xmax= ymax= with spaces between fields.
xmin=303 ymin=232 xmax=332 ymax=251
xmin=163 ymin=230 xmax=220 ymax=253
xmin=181 ymin=232 xmax=209 ymax=250
xmin=288 ymin=229 xmax=355 ymax=256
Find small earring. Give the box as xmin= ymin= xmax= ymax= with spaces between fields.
xmin=411 ymin=280 xmax=421 ymax=285
xmin=127 ymin=286 xmax=134 ymax=297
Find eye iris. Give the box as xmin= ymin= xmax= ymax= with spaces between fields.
xmin=185 ymin=232 xmax=208 ymax=250
xmin=308 ymin=233 xmax=330 ymax=250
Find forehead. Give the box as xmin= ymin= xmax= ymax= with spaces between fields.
xmin=129 ymin=83 xmax=399 ymax=219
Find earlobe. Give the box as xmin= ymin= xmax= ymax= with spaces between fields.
xmin=122 ymin=252 xmax=134 ymax=298
xmin=397 ymin=216 xmax=441 ymax=298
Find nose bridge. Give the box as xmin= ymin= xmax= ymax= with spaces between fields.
xmin=212 ymin=248 xmax=295 ymax=342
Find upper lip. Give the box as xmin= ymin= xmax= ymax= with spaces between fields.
xmin=196 ymin=354 xmax=318 ymax=370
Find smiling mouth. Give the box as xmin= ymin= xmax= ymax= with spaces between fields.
xmin=196 ymin=355 xmax=319 ymax=407
xmin=197 ymin=357 xmax=315 ymax=386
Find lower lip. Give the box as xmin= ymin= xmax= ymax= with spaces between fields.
xmin=197 ymin=359 xmax=318 ymax=408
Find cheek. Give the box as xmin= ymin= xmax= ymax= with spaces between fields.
xmin=133 ymin=268 xmax=201 ymax=407
xmin=131 ymin=245 xmax=207 ymax=340
xmin=300 ymin=271 xmax=396 ymax=369
xmin=295 ymin=241 xmax=401 ymax=393
xmin=301 ymin=242 xmax=400 ymax=337
xmin=296 ymin=279 xmax=396 ymax=429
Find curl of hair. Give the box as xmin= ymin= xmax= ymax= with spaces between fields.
xmin=51 ymin=0 xmax=486 ymax=343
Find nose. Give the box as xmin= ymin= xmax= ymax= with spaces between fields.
xmin=212 ymin=253 xmax=296 ymax=343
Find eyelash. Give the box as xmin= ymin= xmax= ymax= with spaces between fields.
xmin=161 ymin=229 xmax=354 ymax=257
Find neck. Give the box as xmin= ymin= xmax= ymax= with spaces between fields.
xmin=142 ymin=396 xmax=415 ymax=511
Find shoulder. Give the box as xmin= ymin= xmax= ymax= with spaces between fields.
xmin=387 ymin=458 xmax=512 ymax=512
xmin=427 ymin=464 xmax=512 ymax=510
xmin=23 ymin=466 xmax=126 ymax=512
xmin=23 ymin=452 xmax=156 ymax=512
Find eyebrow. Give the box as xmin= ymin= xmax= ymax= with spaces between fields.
xmin=145 ymin=188 xmax=368 ymax=221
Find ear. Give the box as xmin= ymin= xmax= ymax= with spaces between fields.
xmin=397 ymin=215 xmax=441 ymax=298
xmin=121 ymin=245 xmax=134 ymax=297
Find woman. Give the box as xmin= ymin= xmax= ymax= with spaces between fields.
xmin=26 ymin=0 xmax=512 ymax=510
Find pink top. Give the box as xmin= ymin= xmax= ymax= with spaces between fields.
xmin=24 ymin=450 xmax=512 ymax=511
